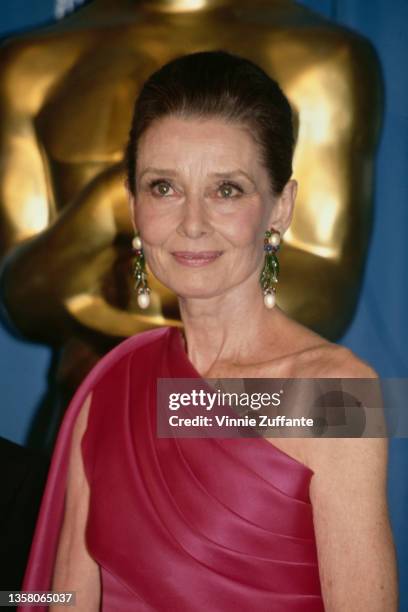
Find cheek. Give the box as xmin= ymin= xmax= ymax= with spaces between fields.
xmin=219 ymin=211 xmax=263 ymax=247
xmin=133 ymin=201 xmax=171 ymax=245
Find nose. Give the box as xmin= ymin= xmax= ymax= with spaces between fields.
xmin=176 ymin=192 xmax=211 ymax=239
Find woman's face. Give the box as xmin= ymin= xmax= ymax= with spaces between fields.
xmin=130 ymin=115 xmax=295 ymax=300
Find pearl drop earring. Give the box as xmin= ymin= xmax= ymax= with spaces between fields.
xmin=259 ymin=227 xmax=281 ymax=309
xmin=132 ymin=232 xmax=151 ymax=309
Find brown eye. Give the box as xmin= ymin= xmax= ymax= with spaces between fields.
xmin=157 ymin=183 xmax=170 ymax=195
xmin=149 ymin=180 xmax=173 ymax=196
xmin=217 ymin=182 xmax=244 ymax=199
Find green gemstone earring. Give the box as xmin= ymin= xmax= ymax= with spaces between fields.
xmin=132 ymin=231 xmax=151 ymax=309
xmin=259 ymin=227 xmax=281 ymax=309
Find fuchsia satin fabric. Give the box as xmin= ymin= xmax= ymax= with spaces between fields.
xmin=19 ymin=326 xmax=324 ymax=611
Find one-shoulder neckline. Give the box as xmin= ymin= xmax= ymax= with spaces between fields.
xmin=166 ymin=325 xmax=314 ymax=476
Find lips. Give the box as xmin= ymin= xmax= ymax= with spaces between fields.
xmin=171 ymin=251 xmax=223 ymax=259
xmin=171 ymin=251 xmax=223 ymax=266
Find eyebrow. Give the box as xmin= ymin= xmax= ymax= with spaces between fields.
xmin=138 ymin=167 xmax=255 ymax=184
xmin=211 ymin=170 xmax=254 ymax=183
xmin=139 ymin=167 xmax=177 ymax=179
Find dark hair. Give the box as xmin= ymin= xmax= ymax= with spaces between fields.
xmin=125 ymin=49 xmax=295 ymax=197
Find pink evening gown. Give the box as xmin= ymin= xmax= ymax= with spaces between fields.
xmin=19 ymin=325 xmax=325 ymax=611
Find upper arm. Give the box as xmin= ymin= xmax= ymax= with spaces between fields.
xmin=50 ymin=393 xmax=100 ymax=612
xmin=307 ymin=353 xmax=398 ymax=611
xmin=309 ymin=437 xmax=398 ymax=611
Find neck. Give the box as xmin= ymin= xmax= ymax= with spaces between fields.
xmin=176 ymin=275 xmax=285 ymax=375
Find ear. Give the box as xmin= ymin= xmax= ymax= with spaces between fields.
xmin=267 ymin=179 xmax=297 ymax=235
xmin=124 ymin=177 xmax=138 ymax=233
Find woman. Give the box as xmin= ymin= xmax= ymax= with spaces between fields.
xmin=19 ymin=50 xmax=397 ymax=611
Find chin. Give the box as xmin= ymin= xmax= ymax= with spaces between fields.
xmin=170 ymin=282 xmax=220 ymax=300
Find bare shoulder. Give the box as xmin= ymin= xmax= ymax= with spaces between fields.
xmin=282 ymin=314 xmax=379 ymax=379
xmin=257 ymin=308 xmax=379 ymax=379
xmin=303 ymin=342 xmax=379 ymax=378
xmin=262 ymin=314 xmax=380 ymax=466
xmin=298 ymin=339 xmax=383 ymax=472
xmin=295 ymin=335 xmax=382 ymax=466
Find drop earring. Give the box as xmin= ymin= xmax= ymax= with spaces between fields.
xmin=132 ymin=232 xmax=151 ymax=309
xmin=260 ymin=227 xmax=281 ymax=309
